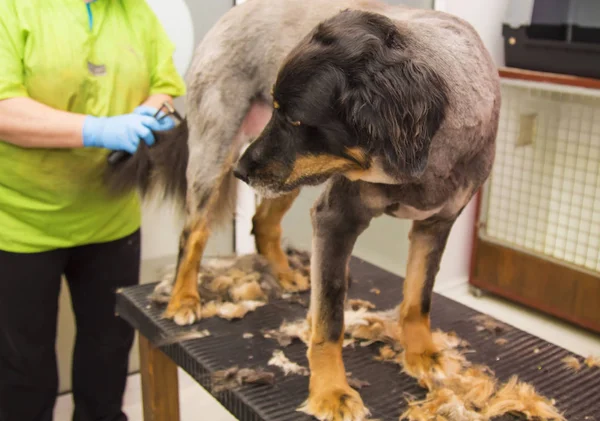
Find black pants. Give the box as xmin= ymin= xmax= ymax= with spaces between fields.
xmin=0 ymin=230 xmax=141 ymax=421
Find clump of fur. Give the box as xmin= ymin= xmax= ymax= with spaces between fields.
xmin=149 ymin=248 xmax=311 ymax=322
xmin=347 ymin=373 xmax=371 ymax=390
xmin=584 ymin=355 xmax=600 ymax=368
xmin=348 ymin=298 xmax=377 ymax=311
xmin=211 ymin=366 xmax=275 ymax=393
xmin=344 ymin=308 xmax=402 ymax=346
xmin=472 ymin=314 xmax=509 ymax=335
xmin=216 ymin=301 xmax=266 ymax=320
xmin=268 ymin=350 xmax=309 ymax=376
xmin=230 ymin=280 xmax=267 ymax=302
xmin=336 ymin=307 xmax=565 ymax=421
xmin=263 ymin=319 xmax=310 ymax=347
xmin=401 ymin=388 xmax=485 ymax=421
xmin=154 ymin=329 xmax=211 ymax=347
xmin=562 ymin=355 xmax=582 ymax=371
xmin=483 ymin=376 xmax=565 ymax=420
xmin=376 ymin=345 xmax=398 ymax=362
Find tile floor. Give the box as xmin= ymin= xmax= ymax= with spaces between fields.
xmin=54 ymin=280 xmax=600 ymax=421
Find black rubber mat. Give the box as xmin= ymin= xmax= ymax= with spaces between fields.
xmin=116 ymin=257 xmax=600 ymax=421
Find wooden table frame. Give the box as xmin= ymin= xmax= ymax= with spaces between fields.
xmin=139 ymin=334 xmax=181 ymax=421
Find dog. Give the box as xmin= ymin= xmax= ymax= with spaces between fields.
xmin=105 ymin=0 xmax=500 ymax=419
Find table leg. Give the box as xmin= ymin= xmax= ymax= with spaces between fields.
xmin=139 ymin=334 xmax=181 ymax=421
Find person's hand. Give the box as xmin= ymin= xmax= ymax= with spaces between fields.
xmin=133 ymin=105 xmax=175 ymax=131
xmin=82 ymin=113 xmax=168 ymax=154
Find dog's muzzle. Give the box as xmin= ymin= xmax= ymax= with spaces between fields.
xmin=233 ymin=158 xmax=253 ymax=184
xmin=233 ymin=165 xmax=249 ymax=184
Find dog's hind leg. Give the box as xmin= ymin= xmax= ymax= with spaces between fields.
xmin=298 ymin=177 xmax=373 ymax=421
xmin=162 ymin=87 xmax=272 ymax=325
xmin=252 ymin=189 xmax=309 ymax=292
xmin=398 ymin=215 xmax=455 ymax=378
xmin=163 ymin=215 xmax=209 ymax=325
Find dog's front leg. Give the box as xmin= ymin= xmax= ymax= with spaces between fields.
xmin=299 ymin=179 xmax=372 ymax=421
xmin=398 ymin=216 xmax=455 ymax=376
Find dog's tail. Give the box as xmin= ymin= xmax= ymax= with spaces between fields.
xmin=102 ymin=119 xmax=190 ymax=211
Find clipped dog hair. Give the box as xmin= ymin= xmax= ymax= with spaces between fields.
xmin=103 ymin=120 xmax=189 ymax=209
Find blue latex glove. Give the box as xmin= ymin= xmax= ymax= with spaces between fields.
xmin=82 ymin=113 xmax=168 ymax=154
xmin=133 ymin=105 xmax=176 ymax=131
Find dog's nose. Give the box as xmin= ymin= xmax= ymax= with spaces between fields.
xmin=233 ymin=164 xmax=249 ymax=183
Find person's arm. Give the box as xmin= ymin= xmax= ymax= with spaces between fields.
xmin=141 ymin=93 xmax=174 ymax=111
xmin=0 ymin=95 xmax=172 ymax=153
xmin=0 ymin=97 xmax=87 ymax=148
xmin=0 ymin=2 xmax=85 ymax=149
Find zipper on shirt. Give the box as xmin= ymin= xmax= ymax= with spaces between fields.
xmin=86 ymin=3 xmax=93 ymax=30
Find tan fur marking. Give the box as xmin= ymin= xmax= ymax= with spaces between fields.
xmin=300 ymin=336 xmax=369 ymax=420
xmin=308 ymin=339 xmax=347 ymax=389
xmin=286 ymin=154 xmax=360 ymax=185
xmin=344 ymin=147 xmax=370 ymax=166
xmin=164 ymin=218 xmax=210 ymax=324
xmin=253 ymin=189 xmax=308 ymax=291
xmin=399 ymin=229 xmax=437 ymax=357
xmin=345 ymin=157 xmax=398 ymax=184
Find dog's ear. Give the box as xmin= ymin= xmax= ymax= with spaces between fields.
xmin=340 ymin=30 xmax=449 ymax=177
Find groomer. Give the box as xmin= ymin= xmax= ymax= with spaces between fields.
xmin=0 ymin=0 xmax=186 ymax=420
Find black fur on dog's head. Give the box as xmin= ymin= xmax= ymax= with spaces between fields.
xmin=233 ymin=9 xmax=449 ymax=196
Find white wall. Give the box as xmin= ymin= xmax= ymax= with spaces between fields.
xmin=438 ymin=0 xmax=509 ymax=67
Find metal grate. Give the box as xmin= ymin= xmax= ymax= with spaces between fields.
xmin=480 ymin=80 xmax=600 ymax=275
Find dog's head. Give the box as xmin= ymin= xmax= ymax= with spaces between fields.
xmin=233 ymin=9 xmax=448 ymax=196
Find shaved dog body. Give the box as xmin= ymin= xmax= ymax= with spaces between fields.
xmin=124 ymin=0 xmax=503 ymax=417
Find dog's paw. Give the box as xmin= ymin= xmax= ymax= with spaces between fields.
xmin=401 ymin=349 xmax=463 ymax=389
xmin=163 ymin=296 xmax=202 ymax=326
xmin=278 ymin=268 xmax=310 ymax=292
xmin=297 ymin=385 xmax=370 ymax=421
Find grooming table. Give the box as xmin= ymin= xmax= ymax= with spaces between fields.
xmin=115 ymin=257 xmax=600 ymax=421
